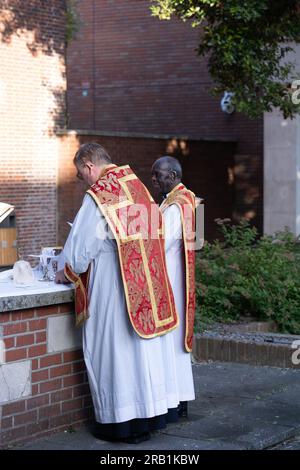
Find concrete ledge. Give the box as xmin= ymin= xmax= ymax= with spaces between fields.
xmin=193 ymin=332 xmax=300 ymax=368
xmin=0 ymin=290 xmax=74 ymax=313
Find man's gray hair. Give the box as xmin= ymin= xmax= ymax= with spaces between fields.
xmin=74 ymin=142 xmax=112 ymax=165
xmin=154 ymin=156 xmax=182 ymax=179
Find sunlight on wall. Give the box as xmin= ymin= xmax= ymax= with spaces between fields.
xmin=0 ymin=21 xmax=66 ymax=257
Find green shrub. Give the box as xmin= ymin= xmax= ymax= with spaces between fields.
xmin=195 ymin=220 xmax=300 ymax=334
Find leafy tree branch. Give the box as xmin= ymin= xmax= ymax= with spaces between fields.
xmin=151 ymin=0 xmax=300 ymax=118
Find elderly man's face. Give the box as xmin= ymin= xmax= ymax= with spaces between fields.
xmin=151 ymin=163 xmax=175 ymax=195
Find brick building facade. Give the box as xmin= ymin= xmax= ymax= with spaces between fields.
xmin=0 ymin=0 xmax=265 ymax=448
xmin=0 ymin=0 xmax=263 ymax=259
xmin=65 ymin=0 xmax=263 ymax=240
xmin=0 ymin=1 xmax=92 ymax=448
xmin=0 ymin=0 xmax=66 ymax=259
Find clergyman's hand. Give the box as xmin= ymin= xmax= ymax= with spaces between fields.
xmin=55 ymin=269 xmax=70 ymax=284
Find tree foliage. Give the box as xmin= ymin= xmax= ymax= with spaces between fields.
xmin=151 ymin=0 xmax=300 ymax=118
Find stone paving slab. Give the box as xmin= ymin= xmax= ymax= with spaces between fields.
xmin=15 ymin=362 xmax=300 ymax=451
xmin=271 ymin=435 xmax=300 ymax=450
xmin=235 ymin=426 xmax=300 ymax=450
xmin=192 ymin=362 xmax=300 ymax=399
xmin=17 ymin=427 xmax=243 ymax=451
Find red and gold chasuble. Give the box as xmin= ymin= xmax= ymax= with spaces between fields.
xmin=65 ymin=164 xmax=179 ymax=338
xmin=161 ymin=184 xmax=196 ymax=352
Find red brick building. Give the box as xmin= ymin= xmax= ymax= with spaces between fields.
xmin=64 ymin=0 xmax=263 ymax=241
xmin=0 ymin=0 xmax=67 ymax=259
xmin=0 ymin=0 xmax=265 ymax=448
xmin=0 ymin=0 xmax=263 ymax=260
xmin=0 ymin=0 xmax=92 ymax=449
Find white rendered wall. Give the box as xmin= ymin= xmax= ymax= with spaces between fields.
xmin=264 ymin=45 xmax=300 ymax=235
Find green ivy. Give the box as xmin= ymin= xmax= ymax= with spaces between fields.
xmin=195 ymin=219 xmax=300 ymax=334
xmin=66 ymin=0 xmax=82 ymax=43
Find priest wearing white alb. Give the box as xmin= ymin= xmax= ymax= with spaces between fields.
xmin=55 ymin=143 xmax=180 ymax=444
xmin=151 ymin=156 xmax=196 ymax=419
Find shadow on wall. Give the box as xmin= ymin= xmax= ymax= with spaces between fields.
xmin=57 ymin=134 xmax=261 ymax=245
xmin=0 ymin=1 xmax=68 ymax=259
xmin=164 ymin=138 xmax=262 ymax=238
xmin=231 ymin=154 xmax=262 ymax=224
xmin=0 ymin=1 xmax=67 ymax=132
xmin=164 ymin=138 xmax=237 ymax=241
xmin=47 ymin=84 xmax=67 ymax=134
xmin=0 ymin=1 xmax=66 ymax=56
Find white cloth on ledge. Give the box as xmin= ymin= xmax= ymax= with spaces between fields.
xmin=0 ymin=268 xmax=72 ymax=298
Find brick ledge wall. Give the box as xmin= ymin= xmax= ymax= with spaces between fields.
xmin=0 ymin=303 xmax=92 ymax=448
xmin=193 ymin=334 xmax=300 ymax=369
xmin=58 ymin=129 xmax=237 ymax=142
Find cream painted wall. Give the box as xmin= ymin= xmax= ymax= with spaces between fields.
xmin=264 ymin=45 xmax=300 ymax=235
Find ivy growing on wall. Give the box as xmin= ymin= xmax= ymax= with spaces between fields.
xmin=66 ymin=0 xmax=82 ymax=43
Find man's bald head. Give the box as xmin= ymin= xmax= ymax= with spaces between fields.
xmin=151 ymin=156 xmax=182 ymax=195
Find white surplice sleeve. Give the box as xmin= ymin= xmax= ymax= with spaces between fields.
xmin=59 ymin=194 xmax=108 ymax=274
xmin=163 ymin=204 xmax=183 ymax=253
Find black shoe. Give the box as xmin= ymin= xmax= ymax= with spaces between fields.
xmin=177 ymin=401 xmax=188 ymax=419
xmin=91 ymin=424 xmax=120 ymax=442
xmin=92 ymin=430 xmax=119 ymax=442
xmin=122 ymin=432 xmax=151 ymax=444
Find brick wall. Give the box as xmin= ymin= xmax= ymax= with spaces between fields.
xmin=0 ymin=0 xmax=263 ymax=261
xmin=68 ymin=0 xmax=253 ymax=139
xmin=0 ymin=1 xmax=66 ymax=260
xmin=0 ymin=303 xmax=92 ymax=448
xmin=57 ymin=132 xmax=237 ymax=243
xmin=193 ymin=334 xmax=300 ymax=369
xmin=66 ymin=0 xmax=263 ymax=235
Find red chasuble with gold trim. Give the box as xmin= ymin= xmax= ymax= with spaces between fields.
xmin=161 ymin=184 xmax=196 ymax=352
xmin=65 ymin=164 xmax=178 ymax=338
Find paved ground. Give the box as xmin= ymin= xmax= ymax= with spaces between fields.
xmin=271 ymin=434 xmax=300 ymax=450
xmin=15 ymin=361 xmax=300 ymax=450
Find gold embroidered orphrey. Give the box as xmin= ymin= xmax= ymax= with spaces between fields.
xmin=65 ymin=164 xmax=179 ymax=339
xmin=161 ymin=183 xmax=196 ymax=352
